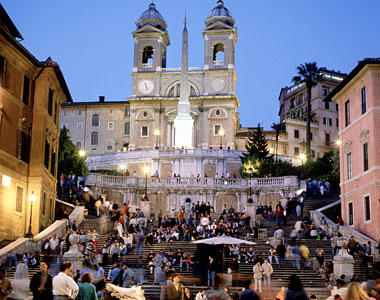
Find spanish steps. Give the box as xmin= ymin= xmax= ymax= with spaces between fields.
xmin=4 ymin=195 xmax=378 ymax=300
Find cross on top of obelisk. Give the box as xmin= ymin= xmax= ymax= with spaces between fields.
xmin=184 ymin=10 xmax=188 ymax=27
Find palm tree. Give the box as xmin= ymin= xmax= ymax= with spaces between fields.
xmin=292 ymin=62 xmax=323 ymax=162
xmin=271 ymin=122 xmax=286 ymax=163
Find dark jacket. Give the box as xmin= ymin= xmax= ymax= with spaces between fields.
xmin=29 ymin=272 xmax=53 ymax=300
xmin=284 ymin=289 xmax=310 ymax=300
xmin=240 ymin=289 xmax=260 ymax=300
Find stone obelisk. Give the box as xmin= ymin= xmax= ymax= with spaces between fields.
xmin=174 ymin=13 xmax=194 ymax=149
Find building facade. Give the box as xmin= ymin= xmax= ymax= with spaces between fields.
xmin=276 ymin=68 xmax=346 ymax=164
xmin=328 ymin=58 xmax=380 ymax=240
xmin=0 ymin=4 xmax=72 ymax=241
xmin=61 ymin=1 xmax=240 ymax=155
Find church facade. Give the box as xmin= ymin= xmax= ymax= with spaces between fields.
xmin=61 ymin=1 xmax=240 ymax=155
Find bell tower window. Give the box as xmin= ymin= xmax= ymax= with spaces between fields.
xmin=213 ymin=43 xmax=224 ymax=66
xmin=142 ymin=46 xmax=154 ymax=68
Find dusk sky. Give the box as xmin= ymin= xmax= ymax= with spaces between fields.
xmin=3 ymin=0 xmax=380 ymax=129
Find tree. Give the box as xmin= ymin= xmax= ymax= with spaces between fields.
xmin=58 ymin=127 xmax=88 ymax=177
xmin=271 ymin=122 xmax=286 ymax=163
xmin=292 ymin=62 xmax=323 ymax=162
xmin=242 ymin=124 xmax=269 ymax=162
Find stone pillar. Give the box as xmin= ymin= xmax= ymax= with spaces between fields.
xmin=140 ymin=200 xmax=151 ymax=219
xmin=63 ymin=234 xmax=84 ymax=275
xmin=244 ymin=202 xmax=256 ymax=225
xmin=333 ymin=239 xmax=355 ymax=282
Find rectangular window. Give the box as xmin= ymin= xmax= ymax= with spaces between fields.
xmin=361 ymin=87 xmax=367 ymax=115
xmin=336 ymin=103 xmax=339 ymax=111
xmin=78 ymin=110 xmax=82 ymax=115
xmin=323 ymin=117 xmax=332 ymax=126
xmin=50 ymin=197 xmax=54 ymax=220
xmin=91 ymin=132 xmax=98 ymax=145
xmin=77 ymin=123 xmax=83 ymax=131
xmin=76 ymin=141 xmax=81 ymax=149
xmin=51 ymin=151 xmax=56 ymax=176
xmin=141 ymin=126 xmax=148 ymax=137
xmin=312 ymin=150 xmax=315 ymax=158
xmin=107 ymin=145 xmax=113 ymax=151
xmin=290 ymin=98 xmax=295 ymax=109
xmin=348 ymin=202 xmax=353 ymax=226
xmin=54 ymin=102 xmax=58 ymax=124
xmin=325 ymin=133 xmax=331 ymax=146
xmin=125 ymin=107 xmax=130 ymax=117
xmin=63 ymin=111 xmax=66 ymax=117
xmin=214 ymin=125 xmax=221 ymax=135
xmin=44 ymin=140 xmax=50 ymax=169
xmin=364 ymin=196 xmax=371 ymax=222
xmin=48 ymin=89 xmax=54 ymax=116
xmin=16 ymin=186 xmax=23 ymax=213
xmin=345 ymin=100 xmax=350 ymax=127
xmin=324 ymin=101 xmax=329 ymax=110
xmin=294 ymin=147 xmax=299 ymax=156
xmin=22 ymin=76 xmax=30 ymax=106
xmin=336 ymin=118 xmax=339 ymax=127
xmin=0 ymin=55 xmax=7 ymax=88
xmin=109 ymin=109 xmax=113 ymax=115
xmin=108 ymin=122 xmax=114 ymax=130
xmin=42 ymin=192 xmax=46 ymax=216
xmin=347 ymin=153 xmax=352 ymax=179
xmin=124 ymin=123 xmax=130 ymax=136
xmin=283 ymin=145 xmax=287 ymax=154
xmin=294 ymin=129 xmax=299 ymax=139
xmin=18 ymin=131 xmax=30 ymax=163
xmin=363 ymin=143 xmax=369 ymax=171
xmin=322 ymin=87 xmax=329 ymax=97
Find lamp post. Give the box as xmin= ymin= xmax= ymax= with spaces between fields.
xmin=299 ymin=153 xmax=306 ymax=165
xmin=218 ymin=128 xmax=225 ymax=149
xmin=336 ymin=140 xmax=342 ymax=146
xmin=153 ymin=129 xmax=160 ymax=149
xmin=25 ymin=191 xmax=35 ymax=238
xmin=120 ymin=163 xmax=126 ymax=174
xmin=79 ymin=149 xmax=86 ymax=157
xmin=143 ymin=165 xmax=150 ymax=201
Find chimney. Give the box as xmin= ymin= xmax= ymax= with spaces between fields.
xmin=99 ymin=96 xmax=105 ymax=103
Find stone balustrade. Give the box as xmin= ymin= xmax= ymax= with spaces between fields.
xmin=0 ymin=205 xmax=85 ymax=265
xmin=85 ymin=173 xmax=299 ymax=191
xmin=310 ymin=202 xmax=379 ymax=260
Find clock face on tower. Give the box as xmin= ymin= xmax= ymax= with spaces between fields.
xmin=211 ymin=78 xmax=226 ymax=92
xmin=138 ymin=79 xmax=154 ymax=95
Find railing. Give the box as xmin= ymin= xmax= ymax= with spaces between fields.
xmin=213 ymin=60 xmax=224 ymax=66
xmin=162 ymin=67 xmax=204 ymax=72
xmin=142 ymin=63 xmax=153 ymax=69
xmin=85 ymin=174 xmax=299 ymax=190
xmin=0 ymin=206 xmax=85 ymax=265
xmin=310 ymin=201 xmax=379 ymax=260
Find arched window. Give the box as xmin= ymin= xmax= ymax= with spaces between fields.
xmin=125 ymin=107 xmax=130 ymax=117
xmin=142 ymin=46 xmax=154 ymax=68
xmin=168 ymin=87 xmax=174 ymax=97
xmin=92 ymin=114 xmax=99 ymax=127
xmin=91 ymin=132 xmax=98 ymax=145
xmin=213 ymin=43 xmax=224 ymax=66
xmin=190 ymin=86 xmax=197 ymax=96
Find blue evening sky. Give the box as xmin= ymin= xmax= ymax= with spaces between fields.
xmin=2 ymin=1 xmax=380 ymax=129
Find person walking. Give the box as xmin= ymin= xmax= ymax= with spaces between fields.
xmin=30 ymin=261 xmax=53 ymax=300
xmin=76 ymin=273 xmax=97 ymax=300
xmin=158 ymin=266 xmax=167 ymax=300
xmin=262 ymin=259 xmax=273 ymax=289
xmin=253 ymin=261 xmax=264 ymax=293
xmin=135 ymin=231 xmax=144 ymax=257
xmin=207 ymin=256 xmax=217 ymax=287
xmin=167 ymin=274 xmax=184 ymax=300
xmin=276 ymin=241 xmax=286 ymax=268
xmin=300 ymin=243 xmax=310 ymax=269
xmin=292 ymin=244 xmax=301 ymax=270
xmin=122 ymin=264 xmax=134 ymax=288
xmin=0 ymin=268 xmax=12 ymax=300
xmin=284 ymin=275 xmax=309 ymax=300
xmin=52 ymin=262 xmax=79 ymax=300
xmin=240 ymin=279 xmax=260 ymax=300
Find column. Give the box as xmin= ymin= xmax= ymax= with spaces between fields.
xmin=166 ymin=121 xmax=171 ymax=148
xmin=129 ymin=108 xmax=137 ymax=150
xmin=203 ymin=108 xmax=209 ymax=148
xmin=226 ymin=106 xmax=234 ymax=149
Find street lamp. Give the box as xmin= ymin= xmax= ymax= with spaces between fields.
xmin=25 ymin=191 xmax=35 ymax=238
xmin=79 ymin=150 xmax=86 ymax=157
xmin=218 ymin=128 xmax=225 ymax=149
xmin=153 ymin=129 xmax=160 ymax=149
xmin=299 ymin=153 xmax=306 ymax=164
xmin=248 ymin=166 xmax=253 ymax=178
xmin=336 ymin=140 xmax=342 ymax=146
xmin=120 ymin=164 xmax=126 ymax=173
xmin=143 ymin=165 xmax=150 ymax=201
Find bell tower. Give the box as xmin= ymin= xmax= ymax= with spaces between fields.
xmin=203 ymin=0 xmax=237 ymax=71
xmin=132 ymin=3 xmax=170 ymax=73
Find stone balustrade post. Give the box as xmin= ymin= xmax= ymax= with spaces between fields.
xmin=333 ymin=239 xmax=355 ymax=282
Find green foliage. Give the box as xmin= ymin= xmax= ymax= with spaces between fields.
xmin=58 ymin=127 xmax=88 ymax=177
xmin=242 ymin=124 xmax=269 ymax=163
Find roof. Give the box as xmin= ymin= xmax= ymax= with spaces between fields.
xmin=208 ymin=1 xmax=233 ymax=18
xmin=0 ymin=4 xmax=23 ymax=40
xmin=61 ymin=101 xmax=129 ymax=107
xmin=325 ymin=58 xmax=380 ymax=102
xmin=139 ymin=3 xmax=164 ymax=21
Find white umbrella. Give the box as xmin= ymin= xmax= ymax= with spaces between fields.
xmin=191 ymin=235 xmax=256 ymax=245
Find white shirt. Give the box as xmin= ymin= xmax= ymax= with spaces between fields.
xmin=52 ymin=272 xmax=79 ymax=298
xmin=49 ymin=237 xmax=59 ymax=250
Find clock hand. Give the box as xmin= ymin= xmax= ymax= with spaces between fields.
xmin=144 ymin=83 xmax=148 ymax=90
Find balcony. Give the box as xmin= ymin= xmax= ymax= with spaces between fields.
xmin=85 ymin=174 xmax=299 ymax=191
